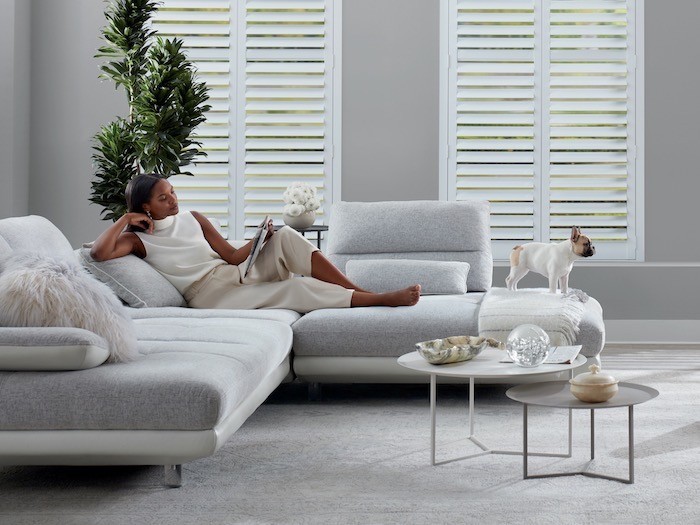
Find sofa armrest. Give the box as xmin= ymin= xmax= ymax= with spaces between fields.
xmin=0 ymin=327 xmax=110 ymax=370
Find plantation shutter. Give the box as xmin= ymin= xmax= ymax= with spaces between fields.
xmin=240 ymin=0 xmax=335 ymax=238
xmin=152 ymin=0 xmax=234 ymax=235
xmin=445 ymin=0 xmax=640 ymax=260
xmin=547 ymin=0 xmax=637 ymax=259
xmin=153 ymin=0 xmax=337 ymax=239
xmin=448 ymin=0 xmax=539 ymax=259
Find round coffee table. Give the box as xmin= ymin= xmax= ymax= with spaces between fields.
xmin=506 ymin=381 xmax=659 ymax=484
xmin=397 ymin=348 xmax=587 ymax=465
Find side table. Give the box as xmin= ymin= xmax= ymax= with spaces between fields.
xmin=275 ymin=224 xmax=328 ymax=249
xmin=398 ymin=349 xmax=587 ymax=465
xmin=506 ymin=381 xmax=659 ymax=484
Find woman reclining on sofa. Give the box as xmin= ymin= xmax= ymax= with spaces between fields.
xmin=90 ymin=174 xmax=420 ymax=313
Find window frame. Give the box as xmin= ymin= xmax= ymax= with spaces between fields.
xmin=439 ymin=0 xmax=645 ymax=261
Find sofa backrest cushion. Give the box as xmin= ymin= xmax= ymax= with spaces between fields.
xmin=0 ymin=215 xmax=74 ymax=260
xmin=327 ymin=200 xmax=492 ymax=292
xmin=78 ymin=248 xmax=187 ymax=308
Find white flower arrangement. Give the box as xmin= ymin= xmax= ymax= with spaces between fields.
xmin=282 ymin=181 xmax=321 ymax=217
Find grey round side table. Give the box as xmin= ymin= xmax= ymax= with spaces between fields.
xmin=506 ymin=381 xmax=659 ymax=484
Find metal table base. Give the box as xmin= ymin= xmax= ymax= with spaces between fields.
xmin=523 ymin=404 xmax=635 ymax=484
xmin=429 ymin=374 xmax=573 ymax=466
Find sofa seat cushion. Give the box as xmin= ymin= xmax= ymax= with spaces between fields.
xmin=292 ymin=294 xmax=605 ymax=360
xmin=0 ymin=317 xmax=292 ymax=431
xmin=292 ymin=294 xmax=484 ymax=358
xmin=128 ymin=306 xmax=301 ymax=326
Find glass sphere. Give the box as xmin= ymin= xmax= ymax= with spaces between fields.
xmin=506 ymin=324 xmax=551 ymax=368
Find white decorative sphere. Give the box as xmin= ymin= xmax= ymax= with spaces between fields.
xmin=506 ymin=324 xmax=550 ymax=368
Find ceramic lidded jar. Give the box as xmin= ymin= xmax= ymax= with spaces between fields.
xmin=569 ymin=364 xmax=619 ymax=403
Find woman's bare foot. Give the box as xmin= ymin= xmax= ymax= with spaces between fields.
xmin=350 ymin=285 xmax=421 ymax=307
xmin=382 ymin=285 xmax=421 ymax=306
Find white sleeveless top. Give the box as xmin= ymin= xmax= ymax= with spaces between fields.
xmin=134 ymin=211 xmax=226 ymax=294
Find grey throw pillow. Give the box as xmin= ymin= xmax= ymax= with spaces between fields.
xmin=0 ymin=327 xmax=110 ymax=371
xmin=345 ymin=259 xmax=470 ymax=295
xmin=0 ymin=252 xmax=138 ymax=363
xmin=78 ymin=248 xmax=186 ymax=308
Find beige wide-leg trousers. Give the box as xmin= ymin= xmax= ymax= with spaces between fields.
xmin=184 ymin=226 xmax=353 ymax=313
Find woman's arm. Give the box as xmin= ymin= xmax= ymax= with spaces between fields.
xmin=192 ymin=211 xmax=264 ymax=266
xmin=90 ymin=213 xmax=150 ymax=261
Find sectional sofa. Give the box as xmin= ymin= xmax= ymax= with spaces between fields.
xmin=0 ymin=201 xmax=605 ymax=486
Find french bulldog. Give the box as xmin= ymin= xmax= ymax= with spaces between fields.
xmin=506 ymin=226 xmax=595 ymax=294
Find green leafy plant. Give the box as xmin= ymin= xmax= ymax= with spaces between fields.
xmin=90 ymin=0 xmax=210 ymax=221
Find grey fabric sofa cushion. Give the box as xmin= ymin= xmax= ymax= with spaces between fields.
xmin=78 ymin=248 xmax=186 ymax=308
xmin=0 ymin=327 xmax=110 ymax=370
xmin=292 ymin=294 xmax=484 ymax=358
xmin=576 ymin=297 xmax=605 ymax=357
xmin=346 ymin=259 xmax=470 ymax=294
xmin=0 ymin=215 xmax=74 ymax=260
xmin=0 ymin=316 xmax=292 ymax=431
xmin=327 ymin=201 xmax=492 ymax=292
xmin=127 ymin=306 xmax=301 ymax=325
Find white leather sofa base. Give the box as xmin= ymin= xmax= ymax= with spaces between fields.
xmin=293 ymin=356 xmax=592 ymax=384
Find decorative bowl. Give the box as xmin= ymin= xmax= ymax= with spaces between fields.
xmin=569 ymin=364 xmax=619 ymax=403
xmin=416 ymin=336 xmax=490 ymax=365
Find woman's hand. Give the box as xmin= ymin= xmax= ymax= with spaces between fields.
xmin=125 ymin=212 xmax=154 ymax=234
xmin=264 ymin=217 xmax=275 ymax=241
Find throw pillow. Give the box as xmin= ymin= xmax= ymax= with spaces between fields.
xmin=0 ymin=252 xmax=139 ymax=363
xmin=345 ymin=259 xmax=470 ymax=295
xmin=0 ymin=327 xmax=110 ymax=370
xmin=78 ymin=248 xmax=186 ymax=308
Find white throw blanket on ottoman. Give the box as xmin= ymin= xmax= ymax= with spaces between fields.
xmin=478 ymin=287 xmax=589 ymax=346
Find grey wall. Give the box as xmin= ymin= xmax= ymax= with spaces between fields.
xmin=342 ymin=0 xmax=439 ymax=201
xmin=644 ymin=0 xmax=700 ymax=263
xmin=10 ymin=0 xmax=700 ymax=320
xmin=0 ymin=0 xmax=30 ymax=218
xmin=29 ymin=0 xmax=126 ymax=243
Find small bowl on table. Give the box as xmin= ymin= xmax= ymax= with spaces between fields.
xmin=569 ymin=364 xmax=619 ymax=403
xmin=416 ymin=336 xmax=489 ymax=365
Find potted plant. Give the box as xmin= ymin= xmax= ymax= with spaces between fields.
xmin=90 ymin=0 xmax=211 ymax=221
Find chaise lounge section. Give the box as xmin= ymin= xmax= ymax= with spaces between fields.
xmin=0 ymin=216 xmax=297 ymax=487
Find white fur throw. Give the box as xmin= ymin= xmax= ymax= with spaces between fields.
xmin=0 ymin=252 xmax=139 ymax=363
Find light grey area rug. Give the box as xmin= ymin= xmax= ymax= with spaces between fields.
xmin=0 ymin=348 xmax=698 ymax=525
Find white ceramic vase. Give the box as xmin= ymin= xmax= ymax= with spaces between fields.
xmin=282 ymin=210 xmax=315 ymax=229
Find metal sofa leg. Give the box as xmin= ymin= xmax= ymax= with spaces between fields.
xmin=164 ymin=464 xmax=182 ymax=487
xmin=308 ymin=382 xmax=322 ymax=401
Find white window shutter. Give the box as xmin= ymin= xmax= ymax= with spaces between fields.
xmin=240 ymin=0 xmax=334 ymax=238
xmin=152 ymin=0 xmax=235 ymax=235
xmin=444 ymin=0 xmax=641 ymax=260
xmin=546 ymin=0 xmax=637 ymax=259
xmin=153 ymin=0 xmax=337 ymax=240
xmin=449 ymin=0 xmax=540 ymax=259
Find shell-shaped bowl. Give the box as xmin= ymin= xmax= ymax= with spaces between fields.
xmin=416 ymin=336 xmax=488 ymax=365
